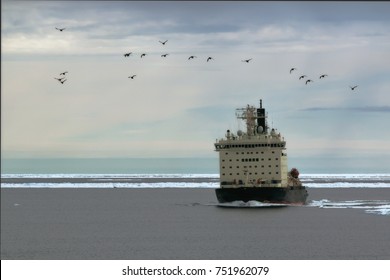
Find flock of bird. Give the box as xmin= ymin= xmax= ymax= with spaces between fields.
xmin=121 ymin=38 xmax=256 ymax=80
xmin=54 ymin=26 xmax=359 ymax=92
xmin=54 ymin=71 xmax=68 ymax=84
xmin=54 ymin=27 xmax=70 ymax=85
xmin=289 ymin=67 xmax=358 ymax=92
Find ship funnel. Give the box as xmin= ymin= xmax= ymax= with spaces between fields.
xmin=257 ymin=99 xmax=267 ymax=134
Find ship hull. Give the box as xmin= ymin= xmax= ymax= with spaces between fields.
xmin=215 ymin=186 xmax=308 ymax=204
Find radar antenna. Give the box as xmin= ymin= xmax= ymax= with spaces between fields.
xmin=236 ymin=105 xmax=257 ymax=136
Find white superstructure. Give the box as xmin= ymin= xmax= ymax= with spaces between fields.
xmin=214 ymin=100 xmax=289 ymax=188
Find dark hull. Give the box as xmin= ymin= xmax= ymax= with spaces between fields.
xmin=215 ymin=186 xmax=308 ymax=204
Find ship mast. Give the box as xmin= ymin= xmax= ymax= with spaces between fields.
xmin=235 ymin=99 xmax=267 ymax=136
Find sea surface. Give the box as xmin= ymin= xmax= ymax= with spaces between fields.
xmin=2 ymin=174 xmax=390 ymax=216
xmin=2 ymin=158 xmax=390 ymax=216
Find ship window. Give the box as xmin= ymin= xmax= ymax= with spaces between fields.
xmin=276 ymin=172 xmax=279 ymax=174
xmin=275 ymin=158 xmax=279 ymax=160
xmin=256 ymin=158 xmax=259 ymax=161
xmin=272 ymin=151 xmax=275 ymax=154
xmin=229 ymin=173 xmax=233 ymax=175
xmin=269 ymin=172 xmax=272 ymax=174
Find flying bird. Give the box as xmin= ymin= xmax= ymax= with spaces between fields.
xmin=128 ymin=75 xmax=136 ymax=79
xmin=124 ymin=52 xmax=132 ymax=57
xmin=55 ymin=27 xmax=66 ymax=32
xmin=140 ymin=53 xmax=147 ymax=58
xmin=350 ymin=85 xmax=358 ymax=91
xmin=159 ymin=40 xmax=168 ymax=45
xmin=299 ymin=75 xmax=307 ymax=80
xmin=290 ymin=68 xmax=297 ymax=74
xmin=207 ymin=57 xmax=213 ymax=62
xmin=161 ymin=54 xmax=169 ymax=57
xmin=59 ymin=71 xmax=68 ymax=76
xmin=242 ymin=59 xmax=252 ymax=63
xmin=319 ymin=74 xmax=328 ymax=79
xmin=188 ymin=56 xmax=197 ymax=60
xmin=54 ymin=77 xmax=65 ymax=82
xmin=305 ymin=79 xmax=313 ymax=85
xmin=60 ymin=79 xmax=67 ymax=84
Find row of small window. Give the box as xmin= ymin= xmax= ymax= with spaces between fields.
xmin=225 ymin=151 xmax=278 ymax=155
xmin=222 ymin=158 xmax=279 ymax=162
xmin=222 ymin=165 xmax=279 ymax=169
xmin=222 ymin=172 xmax=279 ymax=176
xmin=216 ymin=143 xmax=285 ymax=149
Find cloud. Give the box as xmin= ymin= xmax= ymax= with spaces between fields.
xmin=2 ymin=1 xmax=390 ymax=163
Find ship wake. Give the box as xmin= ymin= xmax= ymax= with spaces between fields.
xmin=308 ymin=199 xmax=390 ymax=216
xmin=217 ymin=200 xmax=289 ymax=208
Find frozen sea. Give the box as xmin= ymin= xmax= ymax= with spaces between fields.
xmin=1 ymin=173 xmax=390 ymax=189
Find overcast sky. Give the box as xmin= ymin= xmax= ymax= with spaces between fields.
xmin=2 ymin=1 xmax=390 ymax=171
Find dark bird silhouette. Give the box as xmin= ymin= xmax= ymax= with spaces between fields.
xmin=140 ymin=53 xmax=147 ymax=58
xmin=60 ymin=79 xmax=67 ymax=84
xmin=242 ymin=58 xmax=252 ymax=63
xmin=207 ymin=57 xmax=213 ymax=62
xmin=305 ymin=79 xmax=313 ymax=85
xmin=319 ymin=74 xmax=328 ymax=79
xmin=54 ymin=77 xmax=65 ymax=82
xmin=55 ymin=27 xmax=66 ymax=32
xmin=188 ymin=56 xmax=197 ymax=60
xmin=159 ymin=40 xmax=168 ymax=45
xmin=350 ymin=85 xmax=358 ymax=91
xmin=290 ymin=68 xmax=297 ymax=74
xmin=124 ymin=52 xmax=132 ymax=57
xmin=161 ymin=54 xmax=169 ymax=57
xmin=128 ymin=75 xmax=136 ymax=79
xmin=59 ymin=71 xmax=68 ymax=76
xmin=299 ymin=75 xmax=307 ymax=80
